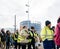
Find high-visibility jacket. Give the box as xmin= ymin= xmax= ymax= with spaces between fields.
xmin=17 ymin=34 xmax=25 ymax=43
xmin=29 ymin=31 xmax=38 ymax=37
xmin=40 ymin=26 xmax=54 ymax=41
xmin=17 ymin=34 xmax=32 ymax=43
xmin=28 ymin=31 xmax=38 ymax=42
xmin=14 ymin=33 xmax=19 ymax=41
xmin=17 ymin=29 xmax=32 ymax=43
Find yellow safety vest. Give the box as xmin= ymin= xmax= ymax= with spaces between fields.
xmin=14 ymin=33 xmax=18 ymax=41
xmin=17 ymin=29 xmax=29 ymax=43
xmin=17 ymin=34 xmax=25 ymax=43
xmin=34 ymin=33 xmax=38 ymax=37
xmin=17 ymin=34 xmax=32 ymax=43
xmin=40 ymin=26 xmax=54 ymax=41
xmin=29 ymin=31 xmax=33 ymax=37
xmin=29 ymin=31 xmax=38 ymax=37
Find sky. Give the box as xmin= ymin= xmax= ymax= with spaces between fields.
xmin=0 ymin=0 xmax=60 ymax=28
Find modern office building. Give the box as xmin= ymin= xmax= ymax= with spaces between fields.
xmin=20 ymin=20 xmax=41 ymax=34
xmin=20 ymin=20 xmax=31 ymax=28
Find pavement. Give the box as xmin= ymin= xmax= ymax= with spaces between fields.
xmin=0 ymin=45 xmax=44 ymax=49
xmin=0 ymin=44 xmax=43 ymax=49
xmin=10 ymin=46 xmax=43 ymax=49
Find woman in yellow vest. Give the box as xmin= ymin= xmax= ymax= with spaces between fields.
xmin=17 ymin=26 xmax=30 ymax=49
xmin=40 ymin=20 xmax=54 ymax=49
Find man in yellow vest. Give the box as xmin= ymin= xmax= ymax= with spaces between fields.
xmin=14 ymin=30 xmax=19 ymax=49
xmin=40 ymin=20 xmax=54 ymax=49
xmin=28 ymin=26 xmax=38 ymax=49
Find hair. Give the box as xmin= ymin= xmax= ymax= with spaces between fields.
xmin=1 ymin=28 xmax=5 ymax=33
xmin=31 ymin=26 xmax=35 ymax=29
xmin=6 ymin=30 xmax=10 ymax=35
xmin=57 ymin=18 xmax=60 ymax=23
xmin=45 ymin=20 xmax=51 ymax=26
xmin=23 ymin=26 xmax=26 ymax=29
xmin=28 ymin=29 xmax=30 ymax=31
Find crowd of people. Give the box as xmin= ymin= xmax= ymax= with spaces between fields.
xmin=0 ymin=17 xmax=60 ymax=49
xmin=0 ymin=26 xmax=40 ymax=49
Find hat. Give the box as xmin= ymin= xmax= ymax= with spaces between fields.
xmin=45 ymin=20 xmax=51 ymax=26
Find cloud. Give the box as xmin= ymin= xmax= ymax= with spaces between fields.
xmin=47 ymin=0 xmax=60 ymax=26
xmin=0 ymin=0 xmax=59 ymax=28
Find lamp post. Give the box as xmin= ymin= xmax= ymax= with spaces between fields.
xmin=26 ymin=0 xmax=30 ymax=28
xmin=14 ymin=15 xmax=16 ymax=32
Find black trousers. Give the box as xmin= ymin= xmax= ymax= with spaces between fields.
xmin=21 ymin=43 xmax=26 ymax=49
xmin=22 ymin=45 xmax=26 ymax=49
xmin=28 ymin=42 xmax=35 ymax=49
xmin=18 ymin=43 xmax=21 ymax=49
xmin=18 ymin=43 xmax=26 ymax=49
xmin=14 ymin=40 xmax=17 ymax=49
xmin=6 ymin=42 xmax=10 ymax=49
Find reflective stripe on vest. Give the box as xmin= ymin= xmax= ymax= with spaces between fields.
xmin=29 ymin=31 xmax=33 ymax=37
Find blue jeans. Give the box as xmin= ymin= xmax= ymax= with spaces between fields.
xmin=43 ymin=39 xmax=55 ymax=49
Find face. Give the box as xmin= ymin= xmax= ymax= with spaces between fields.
xmin=8 ymin=31 xmax=10 ymax=34
xmin=20 ymin=26 xmax=23 ymax=31
xmin=25 ymin=26 xmax=27 ymax=29
xmin=48 ymin=24 xmax=51 ymax=27
xmin=16 ymin=30 xmax=18 ymax=33
xmin=1 ymin=29 xmax=5 ymax=33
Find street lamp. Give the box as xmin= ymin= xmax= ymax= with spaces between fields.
xmin=26 ymin=0 xmax=30 ymax=28
xmin=14 ymin=15 xmax=16 ymax=32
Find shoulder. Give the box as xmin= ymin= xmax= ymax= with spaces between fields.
xmin=41 ymin=26 xmax=46 ymax=31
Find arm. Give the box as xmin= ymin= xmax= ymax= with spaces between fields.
xmin=40 ymin=27 xmax=46 ymax=41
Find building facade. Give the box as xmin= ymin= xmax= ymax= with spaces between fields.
xmin=20 ymin=20 xmax=41 ymax=34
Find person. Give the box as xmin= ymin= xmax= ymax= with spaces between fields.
xmin=28 ymin=26 xmax=37 ymax=49
xmin=17 ymin=34 xmax=21 ymax=49
xmin=35 ymin=34 xmax=40 ymax=49
xmin=54 ymin=17 xmax=60 ymax=49
xmin=0 ymin=31 xmax=2 ymax=48
xmin=14 ymin=30 xmax=19 ymax=49
xmin=6 ymin=30 xmax=10 ymax=49
xmin=52 ymin=26 xmax=55 ymax=32
xmin=18 ymin=26 xmax=29 ymax=49
xmin=51 ymin=26 xmax=56 ymax=49
xmin=1 ymin=28 xmax=6 ymax=49
xmin=40 ymin=20 xmax=54 ymax=49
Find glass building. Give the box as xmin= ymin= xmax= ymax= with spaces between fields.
xmin=20 ymin=20 xmax=41 ymax=34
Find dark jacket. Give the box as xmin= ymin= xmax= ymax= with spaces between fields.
xmin=1 ymin=32 xmax=6 ymax=42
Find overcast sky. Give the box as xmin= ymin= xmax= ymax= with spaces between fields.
xmin=0 ymin=0 xmax=60 ymax=28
